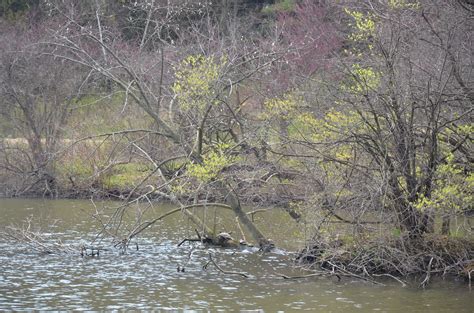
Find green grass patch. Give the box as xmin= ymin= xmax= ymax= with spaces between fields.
xmin=67 ymin=92 xmax=154 ymax=136
xmin=102 ymin=162 xmax=153 ymax=189
xmin=262 ymin=0 xmax=296 ymax=15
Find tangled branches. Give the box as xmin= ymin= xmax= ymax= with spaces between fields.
xmin=296 ymin=234 xmax=474 ymax=287
xmin=0 ymin=218 xmax=76 ymax=255
xmin=0 ymin=218 xmax=106 ymax=257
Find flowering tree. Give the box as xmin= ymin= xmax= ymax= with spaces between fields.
xmin=268 ymin=0 xmax=473 ymax=236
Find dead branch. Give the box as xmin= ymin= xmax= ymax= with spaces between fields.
xmin=128 ymin=202 xmax=234 ymax=240
xmin=203 ymin=253 xmax=249 ymax=278
xmin=325 ymin=261 xmax=384 ymax=285
xmin=276 ymin=271 xmax=337 ymax=280
xmin=177 ymin=238 xmax=202 ymax=247
xmin=420 ymin=257 xmax=434 ymax=288
xmin=372 ymin=274 xmax=408 ymax=287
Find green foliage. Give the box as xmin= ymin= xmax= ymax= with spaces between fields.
xmin=187 ymin=143 xmax=235 ymax=182
xmin=161 ymin=159 xmax=186 ymax=173
xmin=345 ymin=64 xmax=381 ymax=94
xmin=169 ymin=181 xmax=190 ymax=197
xmin=344 ymin=8 xmax=376 ymax=43
xmin=262 ymin=92 xmax=361 ymax=165
xmin=291 ymin=109 xmax=360 ymax=144
xmin=388 ymin=0 xmax=420 ymax=10
xmin=410 ymin=125 xmax=473 ymax=215
xmin=262 ymin=96 xmax=363 ymax=204
xmin=454 ymin=123 xmax=474 ymax=137
xmin=414 ymin=153 xmax=473 ymax=213
xmin=172 ymin=55 xmax=226 ymax=112
xmin=261 ymin=93 xmax=300 ymax=120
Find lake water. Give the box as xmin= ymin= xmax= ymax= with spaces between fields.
xmin=0 ymin=199 xmax=472 ymax=311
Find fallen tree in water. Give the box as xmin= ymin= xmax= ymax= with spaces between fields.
xmin=89 ymin=188 xmax=274 ymax=253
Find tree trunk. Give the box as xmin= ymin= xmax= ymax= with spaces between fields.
xmin=421 ymin=209 xmax=435 ymax=233
xmin=441 ymin=215 xmax=450 ymax=235
xmin=220 ymin=181 xmax=271 ymax=247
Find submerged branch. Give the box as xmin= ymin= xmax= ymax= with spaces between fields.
xmin=203 ymin=253 xmax=249 ymax=278
xmin=276 ymin=271 xmax=337 ymax=280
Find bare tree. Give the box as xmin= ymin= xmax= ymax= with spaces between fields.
xmin=0 ymin=19 xmax=85 ymax=196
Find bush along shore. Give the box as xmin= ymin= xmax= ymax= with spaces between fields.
xmin=296 ymin=232 xmax=473 ymax=286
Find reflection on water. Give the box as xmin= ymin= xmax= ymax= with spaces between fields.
xmin=0 ymin=199 xmax=472 ymax=311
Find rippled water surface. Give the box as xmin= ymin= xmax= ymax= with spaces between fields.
xmin=0 ymin=199 xmax=472 ymax=311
